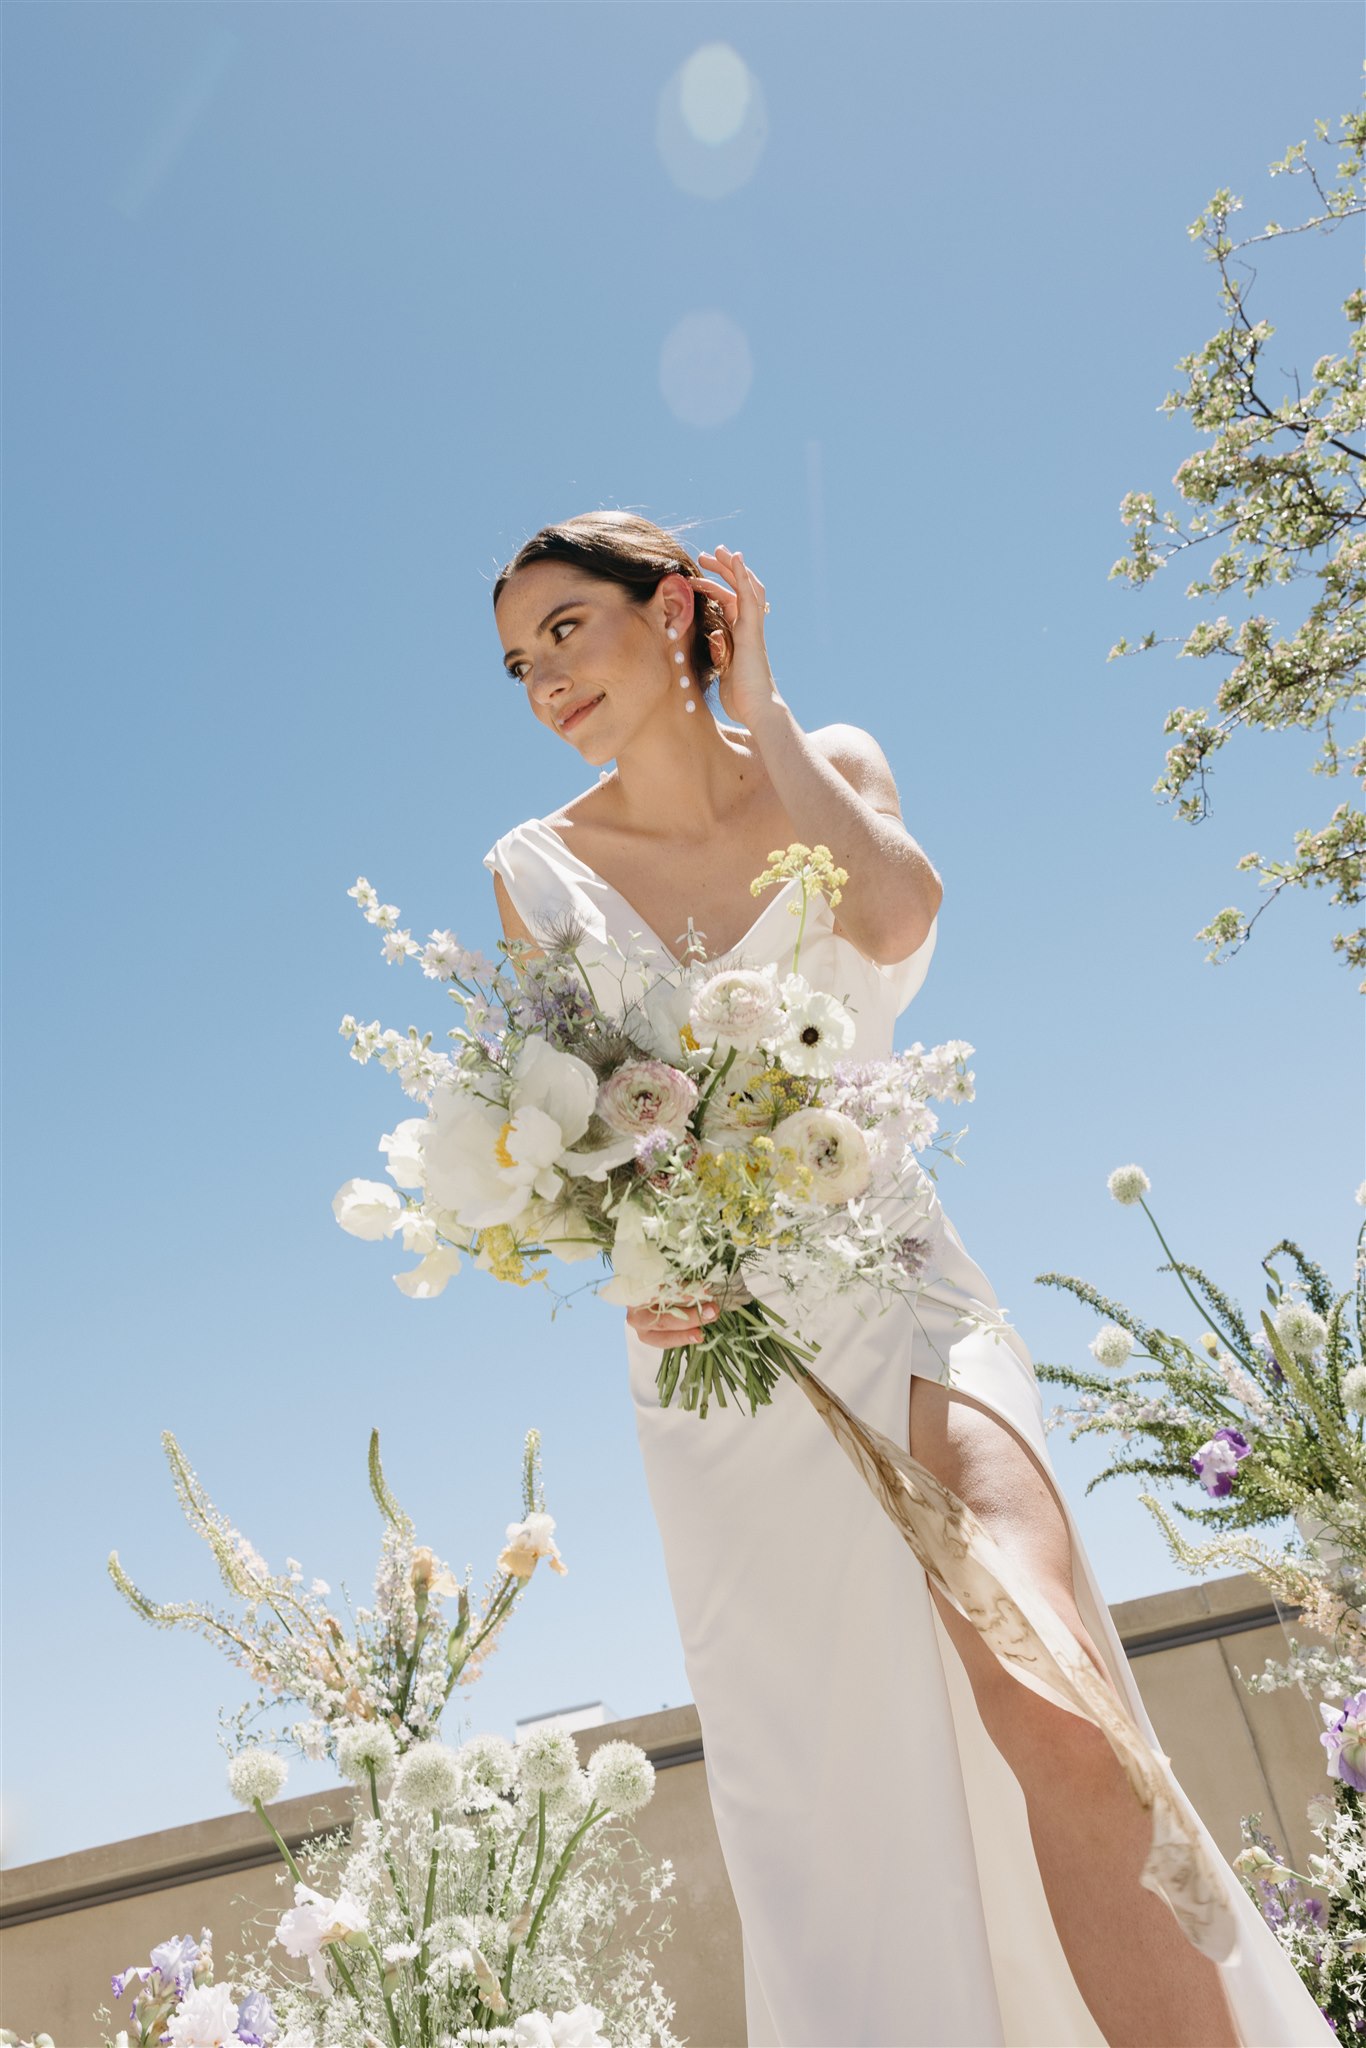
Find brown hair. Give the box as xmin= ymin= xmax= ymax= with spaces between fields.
xmin=492 ymin=510 xmax=733 ymax=699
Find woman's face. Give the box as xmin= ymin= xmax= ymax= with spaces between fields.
xmin=495 ymin=559 xmax=690 ymax=766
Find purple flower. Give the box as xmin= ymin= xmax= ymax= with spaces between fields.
xmin=1320 ymin=1689 xmax=1366 ymax=1794
xmin=235 ymin=1991 xmax=279 ymax=2044
xmin=1191 ymin=1427 xmax=1251 ymax=1497
xmin=149 ymin=1932 xmax=201 ymax=1994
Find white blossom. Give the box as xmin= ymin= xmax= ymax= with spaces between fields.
xmin=1342 ymin=1364 xmax=1366 ymax=1415
xmin=336 ymin=1720 xmax=400 ymax=1784
xmin=516 ymin=1725 xmax=579 ymax=1792
xmin=772 ymin=980 xmax=855 ymax=1079
xmin=165 ymin=1984 xmax=239 ymax=2047
xmin=227 ymin=1749 xmax=288 ymax=1807
xmin=332 ymin=1178 xmax=405 ymax=1241
xmin=585 ymin=1740 xmax=654 ymax=1815
xmin=1088 ymin=1324 xmax=1135 ymax=1369
xmin=394 ymin=1740 xmax=464 ymax=1811
xmin=1107 ymin=1163 xmax=1150 ymax=1205
xmin=1275 ymin=1299 xmax=1328 ymax=1361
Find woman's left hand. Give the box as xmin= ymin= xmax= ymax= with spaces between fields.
xmin=696 ymin=545 xmax=781 ymax=730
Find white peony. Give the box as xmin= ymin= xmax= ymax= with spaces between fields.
xmin=275 ymin=1881 xmax=369 ymax=1993
xmin=422 ymin=1041 xmax=633 ymax=1230
xmin=597 ymin=1201 xmax=674 ymax=1308
xmin=166 ymin=1984 xmax=239 ymax=2047
xmin=332 ymin=1178 xmax=404 ymax=1240
xmin=379 ymin=1118 xmax=427 ymax=1189
xmin=771 ymin=1107 xmax=872 ymax=1204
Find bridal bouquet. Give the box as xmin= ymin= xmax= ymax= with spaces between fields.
xmin=334 ymin=844 xmax=982 ymax=1417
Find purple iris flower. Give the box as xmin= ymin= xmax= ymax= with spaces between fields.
xmin=235 ymin=1991 xmax=279 ymax=2044
xmin=1191 ymin=1427 xmax=1251 ymax=1497
xmin=1320 ymin=1689 xmax=1366 ymax=1794
xmin=149 ymin=1932 xmax=201 ymax=1995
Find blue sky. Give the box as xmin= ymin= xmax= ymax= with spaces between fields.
xmin=4 ymin=4 xmax=1361 ymax=1871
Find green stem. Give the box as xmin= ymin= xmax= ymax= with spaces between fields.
xmin=523 ymin=1804 xmax=611 ymax=1955
xmin=1139 ymin=1199 xmax=1260 ymax=1370
xmin=366 ymin=1762 xmax=417 ymax=1952
xmin=252 ymin=1799 xmax=371 ymax=2023
xmin=791 ymin=878 xmax=810 ymax=975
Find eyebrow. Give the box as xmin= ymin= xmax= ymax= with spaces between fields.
xmin=502 ymin=596 xmax=592 ymax=672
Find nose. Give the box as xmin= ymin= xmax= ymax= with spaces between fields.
xmin=528 ymin=659 xmax=572 ymax=711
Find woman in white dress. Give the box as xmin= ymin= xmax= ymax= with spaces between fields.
xmin=484 ymin=511 xmax=1331 ymax=2048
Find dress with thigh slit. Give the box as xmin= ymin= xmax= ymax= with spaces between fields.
xmin=485 ymin=816 xmax=1332 ymax=2048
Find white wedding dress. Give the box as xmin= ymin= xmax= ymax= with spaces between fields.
xmin=485 ymin=816 xmax=1332 ymax=2048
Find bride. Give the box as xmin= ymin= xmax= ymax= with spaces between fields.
xmin=483 ymin=510 xmax=1330 ymax=2048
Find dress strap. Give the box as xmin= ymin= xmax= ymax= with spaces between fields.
xmin=482 ymin=817 xmax=607 ymax=946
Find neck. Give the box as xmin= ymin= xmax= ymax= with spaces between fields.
xmin=603 ymin=699 xmax=759 ymax=836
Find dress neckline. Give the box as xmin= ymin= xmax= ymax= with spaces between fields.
xmin=525 ymin=815 xmax=801 ymax=972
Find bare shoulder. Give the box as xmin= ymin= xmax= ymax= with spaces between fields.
xmin=808 ymin=723 xmax=903 ymax=819
xmin=541 ymin=778 xmax=614 ymax=834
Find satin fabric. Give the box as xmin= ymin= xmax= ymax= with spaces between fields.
xmin=485 ymin=816 xmax=1330 ymax=2048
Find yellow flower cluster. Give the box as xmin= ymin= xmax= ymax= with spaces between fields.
xmin=720 ymin=1065 xmax=812 ymax=1132
xmin=476 ymin=1224 xmax=546 ymax=1288
xmin=694 ymin=1136 xmax=812 ymax=1247
xmin=749 ymin=840 xmax=849 ymax=911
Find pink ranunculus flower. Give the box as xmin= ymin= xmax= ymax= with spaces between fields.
xmin=596 ymin=1060 xmax=699 ymax=1140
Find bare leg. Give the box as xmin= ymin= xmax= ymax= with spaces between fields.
xmin=908 ymin=1375 xmax=1242 ymax=2048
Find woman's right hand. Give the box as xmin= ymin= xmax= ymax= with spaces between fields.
xmin=626 ymin=1296 xmax=719 ymax=1349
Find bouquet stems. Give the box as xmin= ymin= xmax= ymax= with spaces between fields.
xmin=657 ymin=1296 xmax=821 ymax=1418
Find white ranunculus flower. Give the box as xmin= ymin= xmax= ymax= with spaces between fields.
xmin=597 ymin=1201 xmax=674 ymax=1308
xmin=689 ymin=965 xmax=784 ymax=1053
xmin=332 ymin=1178 xmax=404 ymax=1240
xmin=379 ymin=1117 xmax=427 ymax=1189
xmin=166 ymin=1984 xmax=239 ymax=2047
xmin=771 ymin=1107 xmax=872 ymax=1204
xmin=393 ymin=1244 xmax=464 ymax=1299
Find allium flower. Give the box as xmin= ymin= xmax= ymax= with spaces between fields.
xmin=1341 ymin=1364 xmax=1366 ymax=1415
xmin=274 ymin=1882 xmax=369 ymax=1993
xmin=1089 ymin=1324 xmax=1135 ymax=1369
xmin=586 ymin=1739 xmax=655 ymax=1815
xmin=513 ymin=2009 xmax=609 ymax=2048
xmin=498 ymin=1511 xmax=568 ymax=1580
xmin=393 ymin=1740 xmax=463 ymax=1811
xmin=227 ymin=1750 xmax=288 ymax=1808
xmin=689 ymin=966 xmax=784 ymax=1053
xmin=458 ymin=1732 xmax=518 ymax=1793
xmin=1191 ymin=1427 xmax=1252 ymax=1497
xmin=595 ymin=1061 xmax=698 ymax=1139
xmin=1107 ymin=1164 xmax=1150 ymax=1206
xmin=332 ymin=1178 xmax=404 ymax=1240
xmin=336 ymin=1720 xmax=400 ymax=1785
xmin=1274 ymin=1300 xmax=1328 ymax=1361
xmin=772 ymin=1107 xmax=872 ymax=1204
xmin=166 ymin=1984 xmax=239 ymax=2047
xmin=773 ymin=981 xmax=855 ymax=1079
xmin=516 ymin=1724 xmax=579 ymax=1792
xmin=1320 ymin=1689 xmax=1366 ymax=1794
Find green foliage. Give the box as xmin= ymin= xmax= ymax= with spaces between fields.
xmin=1109 ymin=81 xmax=1366 ymax=982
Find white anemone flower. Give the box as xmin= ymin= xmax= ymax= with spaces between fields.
xmin=332 ymin=1178 xmax=405 ymax=1240
xmin=421 ymin=1041 xmax=634 ymax=1230
xmin=773 ymin=980 xmax=855 ymax=1079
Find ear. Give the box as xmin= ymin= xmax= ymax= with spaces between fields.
xmin=655 ymin=570 xmax=696 ymax=639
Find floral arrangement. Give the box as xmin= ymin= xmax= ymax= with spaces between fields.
xmin=333 ymin=844 xmax=990 ymax=1417
xmin=83 ymin=1435 xmax=679 ymax=2047
xmin=109 ymin=1429 xmax=567 ymax=1759
xmin=1034 ymin=1166 xmax=1366 ymax=2029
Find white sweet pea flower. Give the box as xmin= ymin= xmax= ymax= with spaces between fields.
xmin=275 ymin=1881 xmax=369 ymax=1993
xmin=380 ymin=1118 xmax=427 ymax=1190
xmin=399 ymin=1208 xmax=439 ymax=1255
xmin=597 ymin=1201 xmax=675 ymax=1308
xmin=393 ymin=1244 xmax=464 ymax=1299
xmin=332 ymin=1179 xmax=405 ymax=1241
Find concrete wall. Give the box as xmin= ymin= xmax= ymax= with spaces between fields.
xmin=0 ymin=1575 xmax=1331 ymax=2048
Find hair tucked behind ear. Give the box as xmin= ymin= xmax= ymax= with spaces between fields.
xmin=492 ymin=510 xmax=732 ymax=700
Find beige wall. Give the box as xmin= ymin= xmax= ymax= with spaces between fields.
xmin=0 ymin=1576 xmax=1332 ymax=2048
